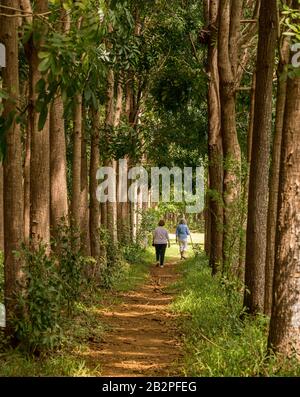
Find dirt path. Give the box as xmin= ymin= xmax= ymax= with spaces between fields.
xmin=94 ymin=260 xmax=183 ymax=377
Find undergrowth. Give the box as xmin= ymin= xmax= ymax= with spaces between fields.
xmin=171 ymin=254 xmax=300 ymax=377
xmin=0 ymin=242 xmax=152 ymax=376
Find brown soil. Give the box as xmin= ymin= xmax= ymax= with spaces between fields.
xmin=92 ymin=261 xmax=184 ymax=377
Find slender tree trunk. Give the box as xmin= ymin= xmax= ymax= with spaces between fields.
xmin=0 ymin=0 xmax=24 ymax=336
xmin=90 ymin=108 xmax=101 ymax=260
xmin=237 ymin=73 xmax=256 ymax=281
xmin=243 ymin=0 xmax=277 ymax=314
xmin=50 ymin=94 xmax=69 ymax=236
xmin=80 ymin=108 xmax=91 ymax=256
xmin=105 ymin=70 xmax=117 ymax=243
xmin=204 ymin=198 xmax=211 ymax=257
xmin=71 ymin=94 xmax=82 ymax=233
xmin=218 ymin=0 xmax=242 ymax=273
xmin=247 ymin=73 xmax=256 ymax=165
xmin=207 ymin=0 xmax=223 ymax=274
xmin=24 ymin=106 xmax=31 ymax=243
xmin=117 ymin=158 xmax=130 ymax=245
xmin=264 ymin=38 xmax=290 ymax=316
xmin=268 ymin=35 xmax=300 ymax=355
xmin=29 ymin=0 xmax=50 ymax=247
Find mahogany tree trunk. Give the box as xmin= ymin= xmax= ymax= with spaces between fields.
xmin=29 ymin=0 xmax=50 ymax=247
xmin=243 ymin=0 xmax=277 ymax=314
xmin=268 ymin=36 xmax=300 ymax=355
xmin=218 ymin=0 xmax=242 ymax=274
xmin=0 ymin=0 xmax=24 ymax=335
xmin=23 ymin=105 xmax=31 ymax=243
xmin=80 ymin=107 xmax=91 ymax=256
xmin=207 ymin=0 xmax=223 ymax=275
xmin=89 ymin=108 xmax=101 ymax=260
xmin=264 ymin=37 xmax=290 ymax=316
xmin=71 ymin=94 xmax=82 ymax=234
xmin=50 ymin=94 xmax=69 ymax=237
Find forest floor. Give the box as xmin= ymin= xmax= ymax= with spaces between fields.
xmin=88 ymin=257 xmax=184 ymax=376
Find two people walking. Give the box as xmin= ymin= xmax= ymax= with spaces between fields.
xmin=152 ymin=218 xmax=190 ymax=267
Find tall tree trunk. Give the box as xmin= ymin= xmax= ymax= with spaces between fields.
xmin=105 ymin=70 xmax=117 ymax=243
xmin=268 ymin=31 xmax=300 ymax=355
xmin=207 ymin=0 xmax=223 ymax=274
xmin=264 ymin=37 xmax=290 ymax=316
xmin=0 ymin=0 xmax=24 ymax=336
xmin=80 ymin=107 xmax=90 ymax=256
xmin=237 ymin=72 xmax=256 ymax=281
xmin=204 ymin=197 xmax=211 ymax=257
xmin=90 ymin=108 xmax=101 ymax=260
xmin=243 ymin=0 xmax=277 ymax=314
xmin=218 ymin=0 xmax=242 ymax=274
xmin=24 ymin=107 xmax=31 ymax=243
xmin=247 ymin=73 xmax=256 ymax=165
xmin=71 ymin=94 xmax=82 ymax=233
xmin=50 ymin=94 xmax=69 ymax=237
xmin=117 ymin=158 xmax=130 ymax=245
xmin=29 ymin=0 xmax=50 ymax=247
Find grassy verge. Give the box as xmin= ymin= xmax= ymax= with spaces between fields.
xmin=0 ymin=250 xmax=153 ymax=376
xmin=171 ymin=253 xmax=300 ymax=377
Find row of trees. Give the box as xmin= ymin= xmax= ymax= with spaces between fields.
xmin=204 ymin=0 xmax=300 ymax=357
xmin=0 ymin=0 xmax=204 ymax=340
xmin=1 ymin=0 xmax=300 ymax=364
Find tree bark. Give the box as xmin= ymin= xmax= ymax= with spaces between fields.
xmin=23 ymin=104 xmax=31 ymax=244
xmin=207 ymin=0 xmax=223 ymax=274
xmin=80 ymin=107 xmax=91 ymax=256
xmin=218 ymin=0 xmax=242 ymax=273
xmin=49 ymin=4 xmax=70 ymax=239
xmin=90 ymin=108 xmax=101 ymax=260
xmin=237 ymin=72 xmax=257 ymax=281
xmin=50 ymin=94 xmax=69 ymax=237
xmin=264 ymin=37 xmax=290 ymax=317
xmin=243 ymin=0 xmax=277 ymax=314
xmin=104 ymin=69 xmax=115 ymax=236
xmin=204 ymin=188 xmax=211 ymax=257
xmin=29 ymin=0 xmax=50 ymax=247
xmin=268 ymin=40 xmax=300 ymax=356
xmin=0 ymin=0 xmax=24 ymax=335
xmin=71 ymin=94 xmax=82 ymax=233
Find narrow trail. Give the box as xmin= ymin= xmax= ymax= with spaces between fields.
xmin=93 ymin=260 xmax=184 ymax=377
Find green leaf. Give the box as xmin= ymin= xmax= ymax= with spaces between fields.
xmin=38 ymin=57 xmax=51 ymax=72
xmin=38 ymin=51 xmax=50 ymax=59
xmin=38 ymin=106 xmax=48 ymax=131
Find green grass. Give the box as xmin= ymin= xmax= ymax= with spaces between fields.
xmin=0 ymin=248 xmax=154 ymax=377
xmin=171 ymin=253 xmax=300 ymax=377
xmin=0 ymin=296 xmax=105 ymax=376
xmin=114 ymin=248 xmax=153 ymax=292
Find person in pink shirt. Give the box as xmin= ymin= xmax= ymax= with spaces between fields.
xmin=152 ymin=220 xmax=170 ymax=268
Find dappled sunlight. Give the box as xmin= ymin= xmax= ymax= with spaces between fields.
xmin=80 ymin=259 xmax=183 ymax=377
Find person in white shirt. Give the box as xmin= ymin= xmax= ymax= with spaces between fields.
xmin=152 ymin=220 xmax=170 ymax=268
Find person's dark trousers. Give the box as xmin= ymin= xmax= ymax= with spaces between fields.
xmin=155 ymin=244 xmax=167 ymax=266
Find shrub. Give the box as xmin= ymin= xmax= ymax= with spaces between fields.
xmin=14 ymin=243 xmax=64 ymax=353
xmin=52 ymin=222 xmax=85 ymax=313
